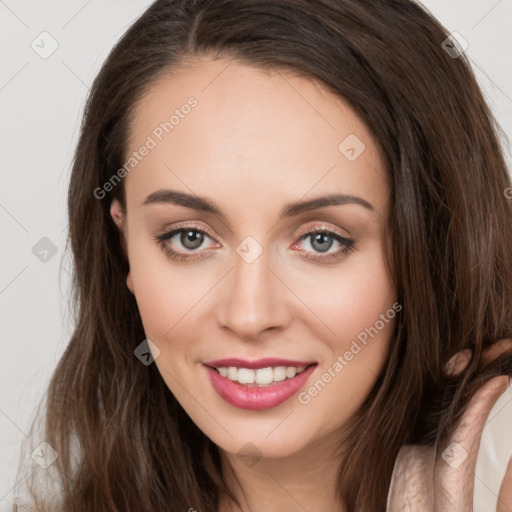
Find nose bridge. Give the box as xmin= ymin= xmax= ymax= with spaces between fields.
xmin=218 ymin=238 xmax=290 ymax=338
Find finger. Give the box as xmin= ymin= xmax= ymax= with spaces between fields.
xmin=498 ymin=456 xmax=512 ymax=512
xmin=443 ymin=339 xmax=512 ymax=378
xmin=444 ymin=349 xmax=472 ymax=377
xmin=482 ymin=339 xmax=512 ymax=366
xmin=386 ymin=444 xmax=435 ymax=511
xmin=433 ymin=375 xmax=510 ymax=511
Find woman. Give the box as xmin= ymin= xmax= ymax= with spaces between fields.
xmin=14 ymin=0 xmax=512 ymax=510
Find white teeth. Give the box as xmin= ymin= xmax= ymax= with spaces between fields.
xmin=273 ymin=366 xmax=287 ymax=382
xmin=215 ymin=365 xmax=310 ymax=386
xmin=237 ymin=368 xmax=255 ymax=384
xmin=255 ymin=367 xmax=274 ymax=385
xmin=286 ymin=367 xmax=297 ymax=378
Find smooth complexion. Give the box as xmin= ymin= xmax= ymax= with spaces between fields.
xmin=111 ymin=56 xmax=397 ymax=512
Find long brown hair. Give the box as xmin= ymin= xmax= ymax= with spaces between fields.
xmin=14 ymin=0 xmax=512 ymax=510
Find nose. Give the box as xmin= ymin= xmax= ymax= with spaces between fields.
xmin=217 ymin=246 xmax=292 ymax=340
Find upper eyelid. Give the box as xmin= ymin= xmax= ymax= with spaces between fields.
xmin=157 ymin=222 xmax=217 ymax=241
xmin=157 ymin=220 xmax=352 ymax=241
xmin=295 ymin=223 xmax=351 ymax=240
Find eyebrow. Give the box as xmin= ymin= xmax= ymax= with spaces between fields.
xmin=142 ymin=189 xmax=374 ymax=219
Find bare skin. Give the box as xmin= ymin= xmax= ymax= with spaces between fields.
xmin=109 ymin=56 xmax=511 ymax=511
xmin=387 ymin=343 xmax=512 ymax=511
xmin=112 ymin=56 xmax=394 ymax=512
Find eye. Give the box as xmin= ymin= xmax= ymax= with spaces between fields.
xmin=154 ymin=224 xmax=218 ymax=262
xmin=154 ymin=224 xmax=356 ymax=263
xmin=293 ymin=227 xmax=355 ymax=263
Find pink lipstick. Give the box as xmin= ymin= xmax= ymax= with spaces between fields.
xmin=203 ymin=358 xmax=317 ymax=410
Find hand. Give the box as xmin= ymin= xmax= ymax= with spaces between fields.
xmin=386 ymin=341 xmax=512 ymax=512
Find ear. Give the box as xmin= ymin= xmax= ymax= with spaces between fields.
xmin=110 ymin=199 xmax=134 ymax=295
xmin=126 ymin=272 xmax=134 ymax=294
xmin=110 ymin=198 xmax=125 ymax=230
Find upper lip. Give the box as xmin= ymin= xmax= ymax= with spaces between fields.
xmin=203 ymin=358 xmax=317 ymax=370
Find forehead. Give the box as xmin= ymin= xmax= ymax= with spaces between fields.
xmin=124 ymin=56 xmax=389 ymax=219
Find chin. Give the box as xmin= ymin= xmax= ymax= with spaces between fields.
xmin=209 ymin=423 xmax=318 ymax=462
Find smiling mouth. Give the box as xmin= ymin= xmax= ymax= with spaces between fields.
xmin=204 ymin=363 xmax=317 ymax=387
xmin=203 ymin=361 xmax=318 ymax=410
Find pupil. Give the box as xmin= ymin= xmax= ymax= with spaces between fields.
xmin=182 ymin=230 xmax=203 ymax=249
xmin=312 ymin=233 xmax=332 ymax=253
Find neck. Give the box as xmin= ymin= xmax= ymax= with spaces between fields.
xmin=217 ymin=431 xmax=347 ymax=512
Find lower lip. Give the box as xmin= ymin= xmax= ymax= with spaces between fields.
xmin=204 ymin=364 xmax=317 ymax=410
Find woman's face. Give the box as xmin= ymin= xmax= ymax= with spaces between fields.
xmin=112 ymin=56 xmax=397 ymax=460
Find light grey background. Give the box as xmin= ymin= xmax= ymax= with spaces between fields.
xmin=1 ymin=0 xmax=511 ymax=510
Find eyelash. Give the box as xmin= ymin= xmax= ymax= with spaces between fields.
xmin=154 ymin=223 xmax=356 ymax=264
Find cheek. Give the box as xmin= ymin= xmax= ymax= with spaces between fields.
xmin=291 ymin=246 xmax=396 ymax=416
xmin=130 ymin=271 xmax=199 ymax=345
xmin=291 ymin=240 xmax=396 ymax=351
xmin=127 ymin=239 xmax=220 ymax=358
